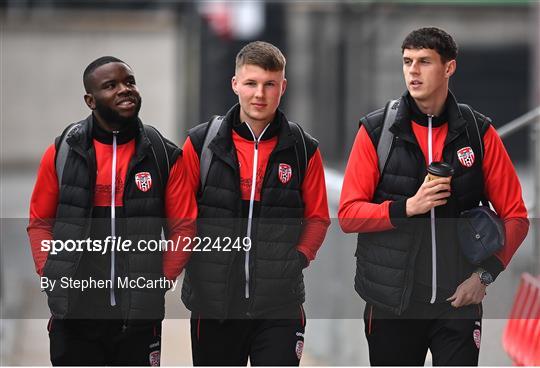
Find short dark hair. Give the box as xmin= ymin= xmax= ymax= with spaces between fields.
xmin=235 ymin=41 xmax=286 ymax=72
xmin=83 ymin=56 xmax=130 ymax=92
xmin=401 ymin=27 xmax=458 ymax=62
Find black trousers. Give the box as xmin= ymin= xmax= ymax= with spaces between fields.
xmin=48 ymin=318 xmax=162 ymax=366
xmin=190 ymin=307 xmax=306 ymax=366
xmin=364 ymin=301 xmax=483 ymax=366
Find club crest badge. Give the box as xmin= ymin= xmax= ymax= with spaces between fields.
xmin=473 ymin=329 xmax=481 ymax=349
xmin=135 ymin=172 xmax=152 ymax=192
xmin=149 ymin=350 xmax=160 ymax=366
xmin=278 ymin=163 xmax=292 ymax=184
xmin=295 ymin=340 xmax=304 ymax=360
xmin=457 ymin=147 xmax=475 ymax=168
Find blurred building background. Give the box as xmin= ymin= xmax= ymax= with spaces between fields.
xmin=1 ymin=0 xmax=539 ymax=366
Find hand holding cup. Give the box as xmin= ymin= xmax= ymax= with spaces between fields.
xmin=406 ymin=162 xmax=455 ymax=216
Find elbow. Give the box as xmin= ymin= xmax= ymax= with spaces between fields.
xmin=338 ymin=216 xmax=355 ymax=234
xmin=337 ymin=208 xmax=351 ymax=233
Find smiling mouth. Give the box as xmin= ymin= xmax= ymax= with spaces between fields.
xmin=117 ymin=99 xmax=137 ymax=107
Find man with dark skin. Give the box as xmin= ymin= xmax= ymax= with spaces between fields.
xmin=28 ymin=56 xmax=195 ymax=366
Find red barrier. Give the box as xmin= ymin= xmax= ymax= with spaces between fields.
xmin=502 ymin=273 xmax=540 ymax=366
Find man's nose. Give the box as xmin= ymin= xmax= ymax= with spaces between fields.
xmin=409 ymin=61 xmax=420 ymax=74
xmin=254 ymin=84 xmax=264 ymax=98
xmin=118 ymin=83 xmax=132 ymax=94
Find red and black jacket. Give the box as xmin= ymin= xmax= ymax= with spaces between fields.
xmin=28 ymin=115 xmax=196 ymax=321
xmin=181 ymin=104 xmax=330 ymax=318
xmin=339 ymin=92 xmax=529 ymax=315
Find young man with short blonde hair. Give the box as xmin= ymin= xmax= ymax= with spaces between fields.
xmin=181 ymin=41 xmax=330 ymax=366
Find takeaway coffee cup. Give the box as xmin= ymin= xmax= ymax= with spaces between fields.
xmin=427 ymin=161 xmax=455 ymax=181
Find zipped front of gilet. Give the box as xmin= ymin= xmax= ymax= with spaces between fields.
xmin=427 ymin=115 xmax=438 ymax=304
xmin=110 ymin=132 xmax=118 ymax=306
xmin=243 ymin=123 xmax=271 ymax=299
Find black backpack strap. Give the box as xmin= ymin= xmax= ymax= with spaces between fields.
xmin=288 ymin=121 xmax=308 ymax=185
xmin=459 ymin=104 xmax=484 ymax=163
xmin=200 ymin=115 xmax=223 ymax=191
xmin=459 ymin=103 xmax=486 ymax=204
xmin=144 ymin=125 xmax=170 ymax=188
xmin=55 ymin=122 xmax=82 ymax=185
xmin=377 ymin=99 xmax=400 ymax=175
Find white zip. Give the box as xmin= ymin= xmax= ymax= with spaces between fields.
xmin=244 ymin=123 xmax=271 ymax=299
xmin=427 ymin=115 xmax=437 ymax=304
xmin=110 ymin=132 xmax=118 ymax=306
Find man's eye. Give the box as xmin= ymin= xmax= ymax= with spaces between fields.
xmin=246 ymin=82 xmax=256 ymax=86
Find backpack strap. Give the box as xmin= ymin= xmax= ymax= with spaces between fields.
xmin=55 ymin=122 xmax=81 ymax=186
xmin=200 ymin=115 xmax=223 ymax=191
xmin=458 ymin=103 xmax=486 ymax=204
xmin=377 ymin=99 xmax=400 ymax=175
xmin=144 ymin=125 xmax=171 ymax=189
xmin=288 ymin=121 xmax=308 ymax=185
xmin=458 ymin=104 xmax=484 ymax=163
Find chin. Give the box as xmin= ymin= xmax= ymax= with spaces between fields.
xmin=249 ymin=113 xmax=268 ymax=122
xmin=409 ymin=91 xmax=426 ymax=101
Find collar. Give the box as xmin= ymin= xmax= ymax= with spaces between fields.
xmin=67 ymin=114 xmax=151 ymax=160
xmin=207 ymin=104 xmax=296 ymax=171
xmin=407 ymin=94 xmax=448 ymax=127
xmin=92 ymin=113 xmax=138 ymax=144
xmin=231 ymin=105 xmax=281 ymax=141
xmin=390 ymin=90 xmax=468 ymax=146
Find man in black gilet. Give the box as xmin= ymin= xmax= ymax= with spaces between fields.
xmin=339 ymin=28 xmax=529 ymax=366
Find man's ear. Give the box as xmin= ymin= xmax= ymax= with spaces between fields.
xmin=445 ymin=59 xmax=456 ymax=78
xmin=231 ymin=76 xmax=238 ymax=95
xmin=281 ymin=78 xmax=287 ymax=96
xmin=84 ymin=93 xmax=96 ymax=110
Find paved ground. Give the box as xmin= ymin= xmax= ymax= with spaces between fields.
xmin=1 ymin=167 xmax=535 ymax=365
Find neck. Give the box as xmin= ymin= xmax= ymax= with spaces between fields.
xmin=245 ymin=121 xmax=272 ymax=139
xmin=240 ymin=111 xmax=274 ymax=139
xmin=93 ymin=112 xmax=130 ymax=133
xmin=413 ymin=89 xmax=448 ymax=117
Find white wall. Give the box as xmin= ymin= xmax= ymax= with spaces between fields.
xmin=1 ymin=8 xmax=185 ymax=166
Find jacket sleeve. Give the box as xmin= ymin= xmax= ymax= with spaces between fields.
xmin=27 ymin=144 xmax=58 ymax=276
xmin=296 ymin=149 xmax=330 ymax=264
xmin=163 ymin=153 xmax=198 ymax=281
xmin=480 ymin=125 xmax=529 ymax=279
xmin=181 ymin=137 xmax=201 ymax=194
xmin=338 ymin=126 xmax=398 ymax=233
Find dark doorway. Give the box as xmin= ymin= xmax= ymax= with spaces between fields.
xmin=450 ymin=45 xmax=531 ymax=164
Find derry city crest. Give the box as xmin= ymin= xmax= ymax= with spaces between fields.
xmin=457 ymin=147 xmax=475 ymax=168
xmin=135 ymin=172 xmax=152 ymax=192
